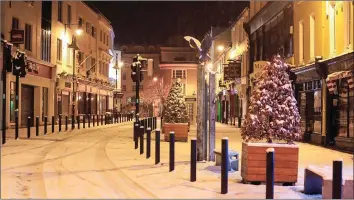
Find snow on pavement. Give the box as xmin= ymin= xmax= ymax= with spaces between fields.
xmin=1 ymin=121 xmax=353 ymax=199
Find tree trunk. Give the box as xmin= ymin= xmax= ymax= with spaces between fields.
xmin=209 ymin=72 xmax=216 ymax=161
xmin=197 ymin=64 xmax=205 ymax=161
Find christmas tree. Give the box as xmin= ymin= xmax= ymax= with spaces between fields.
xmin=163 ymin=79 xmax=189 ymax=123
xmin=241 ymin=55 xmax=301 ymax=144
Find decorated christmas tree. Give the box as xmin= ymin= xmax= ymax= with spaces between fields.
xmin=241 ymin=55 xmax=301 ymax=144
xmin=163 ymin=79 xmax=189 ymax=123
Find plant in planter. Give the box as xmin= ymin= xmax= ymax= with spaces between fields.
xmin=163 ymin=79 xmax=189 ymax=142
xmin=241 ymin=55 xmax=301 ymax=184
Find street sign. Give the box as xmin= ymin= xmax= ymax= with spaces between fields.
xmin=10 ymin=29 xmax=25 ymax=44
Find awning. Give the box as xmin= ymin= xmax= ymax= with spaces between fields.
xmin=326 ymin=70 xmax=354 ymax=94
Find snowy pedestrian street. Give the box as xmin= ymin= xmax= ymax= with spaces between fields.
xmin=1 ymin=121 xmax=353 ymax=199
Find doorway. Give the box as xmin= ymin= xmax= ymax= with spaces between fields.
xmin=21 ymin=84 xmax=34 ymax=127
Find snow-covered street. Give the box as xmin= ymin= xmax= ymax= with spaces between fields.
xmin=1 ymin=121 xmax=353 ymax=199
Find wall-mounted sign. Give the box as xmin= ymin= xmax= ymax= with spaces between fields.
xmin=65 ymin=82 xmax=72 ymax=88
xmin=114 ymin=91 xmax=124 ymax=98
xmin=185 ymin=97 xmax=196 ymax=101
xmin=10 ymin=29 xmax=25 ymax=44
xmin=223 ymin=61 xmax=241 ymax=81
xmin=251 ymin=61 xmax=268 ymax=81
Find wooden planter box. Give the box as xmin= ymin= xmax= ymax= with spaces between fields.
xmin=163 ymin=123 xmax=189 ymax=142
xmin=241 ymin=142 xmax=299 ymax=184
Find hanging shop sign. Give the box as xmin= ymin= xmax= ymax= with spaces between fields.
xmin=10 ymin=29 xmax=25 ymax=44
xmin=223 ymin=61 xmax=241 ymax=81
xmin=113 ymin=91 xmax=124 ymax=98
xmin=250 ymin=61 xmax=268 ymax=81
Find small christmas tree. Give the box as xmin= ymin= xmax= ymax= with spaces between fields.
xmin=241 ymin=55 xmax=301 ymax=144
xmin=163 ymin=79 xmax=189 ymax=123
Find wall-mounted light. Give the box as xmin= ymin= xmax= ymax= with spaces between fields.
xmin=217 ymin=45 xmax=224 ymax=52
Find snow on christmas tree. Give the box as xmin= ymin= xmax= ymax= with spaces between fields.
xmin=163 ymin=79 xmax=189 ymax=123
xmin=241 ymin=55 xmax=301 ymax=144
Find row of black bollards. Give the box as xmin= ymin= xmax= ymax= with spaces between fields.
xmin=22 ymin=113 xmax=133 ymax=139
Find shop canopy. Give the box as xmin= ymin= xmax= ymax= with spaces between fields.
xmin=326 ymin=70 xmax=354 ymax=94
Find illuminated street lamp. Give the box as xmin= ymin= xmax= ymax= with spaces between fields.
xmin=68 ymin=35 xmax=80 ymax=124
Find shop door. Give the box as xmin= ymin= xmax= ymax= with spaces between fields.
xmin=62 ymin=94 xmax=70 ymax=117
xmin=21 ymin=85 xmax=34 ymax=127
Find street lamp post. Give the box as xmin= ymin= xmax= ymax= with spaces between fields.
xmin=68 ymin=35 xmax=80 ymax=128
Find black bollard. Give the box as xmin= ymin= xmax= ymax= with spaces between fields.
xmin=93 ymin=115 xmax=95 ymax=127
xmin=77 ymin=115 xmax=80 ymax=129
xmin=15 ymin=111 xmax=19 ymax=140
xmin=332 ymin=160 xmax=343 ymax=199
xmin=191 ymin=138 xmax=197 ymax=182
xmin=97 ymin=115 xmax=99 ymax=126
xmin=65 ymin=116 xmax=68 ymax=131
xmin=59 ymin=114 xmax=62 ymax=132
xmin=146 ymin=128 xmax=151 ymax=159
xmin=266 ymin=148 xmax=275 ymax=199
xmin=52 ymin=116 xmax=55 ymax=133
xmin=71 ymin=115 xmax=74 ymax=130
xmin=44 ymin=116 xmax=47 ymax=135
xmin=101 ymin=115 xmax=103 ymax=126
xmin=134 ymin=123 xmax=139 ymax=149
xmin=83 ymin=114 xmax=86 ymax=128
xmin=221 ymin=137 xmax=228 ymax=194
xmin=36 ymin=116 xmax=39 ymax=136
xmin=140 ymin=126 xmax=144 ymax=155
xmin=88 ymin=115 xmax=91 ymax=128
xmin=169 ymin=131 xmax=175 ymax=172
xmin=27 ymin=117 xmax=31 ymax=138
xmin=155 ymin=129 xmax=160 ymax=164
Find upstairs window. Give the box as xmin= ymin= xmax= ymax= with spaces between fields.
xmin=172 ymin=70 xmax=186 ymax=79
xmin=58 ymin=1 xmax=63 ymax=23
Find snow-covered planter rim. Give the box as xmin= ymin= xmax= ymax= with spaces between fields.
xmin=242 ymin=141 xmax=299 ymax=148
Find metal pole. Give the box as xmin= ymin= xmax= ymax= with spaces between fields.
xmin=44 ymin=116 xmax=47 ymax=135
xmin=71 ymin=114 xmax=74 ymax=130
xmin=88 ymin=114 xmax=91 ymax=128
xmin=65 ymin=115 xmax=68 ymax=131
xmin=266 ymin=148 xmax=275 ymax=199
xmin=155 ymin=129 xmax=160 ymax=164
xmin=27 ymin=117 xmax=31 ymax=138
xmin=2 ymin=44 xmax=8 ymax=144
xmin=72 ymin=49 xmax=76 ymax=126
xmin=15 ymin=111 xmax=18 ymax=139
xmin=52 ymin=116 xmax=55 ymax=133
xmin=191 ymin=138 xmax=197 ymax=182
xmin=169 ymin=131 xmax=175 ymax=172
xmin=59 ymin=114 xmax=62 ymax=132
xmin=134 ymin=123 xmax=139 ymax=149
xmin=15 ymin=75 xmax=19 ymax=139
xmin=146 ymin=128 xmax=151 ymax=159
xmin=36 ymin=116 xmax=39 ymax=136
xmin=332 ymin=160 xmax=343 ymax=199
xmin=221 ymin=137 xmax=228 ymax=194
xmin=140 ymin=126 xmax=144 ymax=155
xmin=77 ymin=115 xmax=80 ymax=129
xmin=83 ymin=114 xmax=85 ymax=128
xmin=135 ymin=57 xmax=140 ymax=121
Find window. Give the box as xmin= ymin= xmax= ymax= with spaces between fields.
xmin=86 ymin=22 xmax=91 ymax=34
xmin=67 ymin=48 xmax=72 ymax=66
xmin=122 ymin=72 xmax=126 ymax=80
xmin=122 ymin=85 xmax=126 ymax=91
xmin=58 ymin=1 xmax=63 ymax=22
xmin=310 ymin=14 xmax=315 ymax=60
xmin=329 ymin=3 xmax=336 ymax=55
xmin=57 ymin=39 xmax=62 ymax=61
xmin=299 ymin=21 xmax=304 ymax=64
xmin=42 ymin=87 xmax=48 ymax=122
xmin=78 ymin=52 xmax=84 ymax=65
xmin=91 ymin=26 xmax=96 ymax=38
xmin=10 ymin=82 xmax=15 ymax=123
xmin=78 ymin=17 xmax=84 ymax=27
xmin=41 ymin=29 xmax=51 ymax=62
xmin=12 ymin=17 xmax=19 ymax=29
xmin=172 ymin=70 xmax=186 ymax=79
xmin=25 ymin=24 xmax=32 ymax=51
xmin=91 ymin=58 xmax=96 ymax=72
xmin=67 ymin=5 xmax=72 ymax=26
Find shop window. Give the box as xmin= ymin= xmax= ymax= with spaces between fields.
xmin=337 ymin=78 xmax=354 ymax=138
xmin=10 ymin=82 xmax=15 ymax=123
xmin=42 ymin=87 xmax=48 ymax=121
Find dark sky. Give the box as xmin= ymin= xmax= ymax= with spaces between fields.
xmin=86 ymin=1 xmax=249 ymax=46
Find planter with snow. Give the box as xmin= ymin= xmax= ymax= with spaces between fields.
xmin=241 ymin=56 xmax=301 ymax=185
xmin=163 ymin=123 xmax=189 ymax=142
xmin=162 ymin=79 xmax=189 ymax=142
xmin=241 ymin=142 xmax=299 ymax=184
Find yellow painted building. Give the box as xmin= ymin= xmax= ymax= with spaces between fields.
xmin=293 ymin=1 xmax=353 ymax=150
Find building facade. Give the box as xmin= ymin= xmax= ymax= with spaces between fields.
xmin=292 ymin=1 xmax=353 ymax=150
xmin=159 ymin=47 xmax=198 ymax=125
xmin=0 ymin=1 xmax=115 ymax=129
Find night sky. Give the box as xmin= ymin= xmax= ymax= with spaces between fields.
xmin=86 ymin=1 xmax=249 ymax=46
